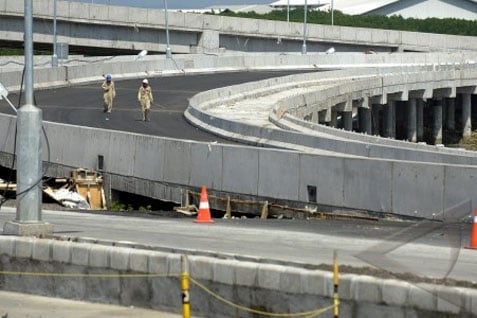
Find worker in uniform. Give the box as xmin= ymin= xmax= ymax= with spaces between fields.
xmin=101 ymin=74 xmax=116 ymax=114
xmin=137 ymin=78 xmax=153 ymax=121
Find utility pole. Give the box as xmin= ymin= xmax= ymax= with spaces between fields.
xmin=287 ymin=0 xmax=290 ymax=22
xmin=51 ymin=0 xmax=58 ymax=67
xmin=164 ymin=0 xmax=172 ymax=58
xmin=3 ymin=0 xmax=53 ymax=236
xmin=331 ymin=0 xmax=334 ymax=26
xmin=301 ymin=0 xmax=307 ymax=54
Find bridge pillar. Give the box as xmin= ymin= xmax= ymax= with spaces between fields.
xmin=416 ymin=99 xmax=424 ymax=141
xmin=384 ymin=101 xmax=396 ymax=138
xmin=433 ymin=99 xmax=443 ymax=144
xmin=359 ymin=107 xmax=372 ymax=134
xmin=407 ymin=98 xmax=417 ymax=142
xmin=462 ymin=93 xmax=472 ymax=138
xmin=445 ymin=98 xmax=455 ymax=130
xmin=371 ymin=104 xmax=381 ymax=136
xmin=196 ymin=30 xmax=220 ymax=53
xmin=318 ymin=110 xmax=326 ymax=124
xmin=330 ymin=109 xmax=338 ymax=128
xmin=343 ymin=112 xmax=352 ymax=131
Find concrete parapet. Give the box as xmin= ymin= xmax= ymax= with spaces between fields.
xmin=0 ymin=236 xmax=475 ymax=317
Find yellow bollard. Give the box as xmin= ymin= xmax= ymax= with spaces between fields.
xmin=181 ymin=255 xmax=191 ymax=318
xmin=333 ymin=250 xmax=339 ymax=318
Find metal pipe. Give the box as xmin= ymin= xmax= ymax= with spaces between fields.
xmin=301 ymin=0 xmax=307 ymax=54
xmin=24 ymin=0 xmax=33 ymax=104
xmin=287 ymin=0 xmax=290 ymax=22
xmin=164 ymin=0 xmax=172 ymax=58
xmin=331 ymin=0 xmax=334 ymax=26
xmin=52 ymin=0 xmax=58 ymax=67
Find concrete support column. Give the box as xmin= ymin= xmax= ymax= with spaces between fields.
xmin=416 ymin=99 xmax=424 ymax=141
xmin=359 ymin=107 xmax=372 ymax=134
xmin=433 ymin=99 xmax=443 ymax=144
xmin=330 ymin=110 xmax=338 ymax=128
xmin=371 ymin=104 xmax=380 ymax=136
xmin=385 ymin=101 xmax=396 ymax=138
xmin=462 ymin=93 xmax=472 ymax=138
xmin=446 ymin=98 xmax=455 ymax=130
xmin=407 ymin=98 xmax=417 ymax=142
xmin=343 ymin=112 xmax=352 ymax=131
xmin=196 ymin=30 xmax=220 ymax=53
xmin=318 ymin=110 xmax=326 ymax=124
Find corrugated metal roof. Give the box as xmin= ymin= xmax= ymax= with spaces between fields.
xmin=319 ymin=0 xmax=400 ymax=15
xmin=270 ymin=0 xmax=324 ymax=7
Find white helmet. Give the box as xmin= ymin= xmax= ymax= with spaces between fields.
xmin=142 ymin=79 xmax=149 ymax=84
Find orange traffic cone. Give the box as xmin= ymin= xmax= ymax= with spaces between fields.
xmin=194 ymin=186 xmax=214 ymax=223
xmin=466 ymin=209 xmax=477 ymax=249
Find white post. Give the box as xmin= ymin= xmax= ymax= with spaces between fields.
xmin=301 ymin=0 xmax=307 ymax=54
xmin=164 ymin=0 xmax=172 ymax=58
xmin=331 ymin=0 xmax=334 ymax=26
xmin=51 ymin=0 xmax=58 ymax=67
xmin=287 ymin=0 xmax=290 ymax=22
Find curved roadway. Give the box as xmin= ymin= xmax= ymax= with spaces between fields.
xmin=0 ymin=71 xmax=311 ymax=142
xmin=1 ymin=69 xmax=475 ymax=288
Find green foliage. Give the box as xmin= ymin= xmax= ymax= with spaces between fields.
xmin=139 ymin=205 xmax=152 ymax=212
xmin=0 ymin=47 xmax=51 ymax=56
xmin=110 ymin=201 xmax=126 ymax=212
xmin=217 ymin=9 xmax=477 ymax=37
xmin=109 ymin=202 xmax=134 ymax=212
xmin=0 ymin=47 xmax=24 ymax=55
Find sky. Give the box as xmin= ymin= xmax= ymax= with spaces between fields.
xmin=68 ymin=0 xmax=273 ymax=9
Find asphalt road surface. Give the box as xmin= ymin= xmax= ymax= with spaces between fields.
xmin=0 ymin=70 xmax=312 ymax=143
xmin=0 ymin=290 xmax=181 ymax=318
xmin=0 ymin=207 xmax=473 ymax=286
xmin=0 ymin=69 xmax=475 ymax=286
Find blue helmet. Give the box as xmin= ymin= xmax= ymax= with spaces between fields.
xmin=106 ymin=74 xmax=112 ymax=81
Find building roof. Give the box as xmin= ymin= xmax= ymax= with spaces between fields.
xmin=270 ymin=0 xmax=324 ymax=7
xmin=318 ymin=0 xmax=399 ymax=15
xmin=205 ymin=4 xmax=274 ymax=14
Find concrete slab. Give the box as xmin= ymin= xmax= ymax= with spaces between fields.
xmin=0 ymin=290 xmax=181 ymax=317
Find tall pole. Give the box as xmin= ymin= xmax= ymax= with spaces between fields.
xmin=331 ymin=0 xmax=334 ymax=26
xmin=301 ymin=0 xmax=307 ymax=54
xmin=51 ymin=0 xmax=58 ymax=67
xmin=25 ymin=0 xmax=33 ymax=105
xmin=164 ymin=0 xmax=172 ymax=58
xmin=4 ymin=0 xmax=53 ymax=236
xmin=287 ymin=0 xmax=290 ymax=22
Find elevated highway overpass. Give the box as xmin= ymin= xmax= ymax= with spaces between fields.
xmin=2 ymin=0 xmax=477 ymax=55
xmin=0 ymin=5 xmax=477 ymax=317
xmin=1 ymin=52 xmax=477 ymax=219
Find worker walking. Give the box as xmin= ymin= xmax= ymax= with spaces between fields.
xmin=102 ymin=74 xmax=116 ymax=115
xmin=138 ymin=78 xmax=153 ymax=121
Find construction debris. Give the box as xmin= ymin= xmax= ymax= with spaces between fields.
xmin=1 ymin=168 xmax=106 ymax=210
xmin=180 ymin=189 xmax=380 ymax=221
xmin=43 ymin=187 xmax=90 ymax=209
xmin=173 ymin=205 xmax=197 ymax=216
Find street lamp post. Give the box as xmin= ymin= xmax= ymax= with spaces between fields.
xmin=164 ymin=0 xmax=172 ymax=58
xmin=3 ymin=0 xmax=53 ymax=236
xmin=287 ymin=0 xmax=290 ymax=22
xmin=51 ymin=0 xmax=58 ymax=67
xmin=301 ymin=0 xmax=307 ymax=54
xmin=331 ymin=0 xmax=334 ymax=26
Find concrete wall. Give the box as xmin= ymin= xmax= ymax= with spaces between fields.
xmin=2 ymin=54 xmax=477 ymax=218
xmin=187 ymin=65 xmax=477 ymax=165
xmin=1 ymin=111 xmax=476 ymax=218
xmin=0 ymin=236 xmax=475 ymax=317
xmin=2 ymin=0 xmax=477 ymax=54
